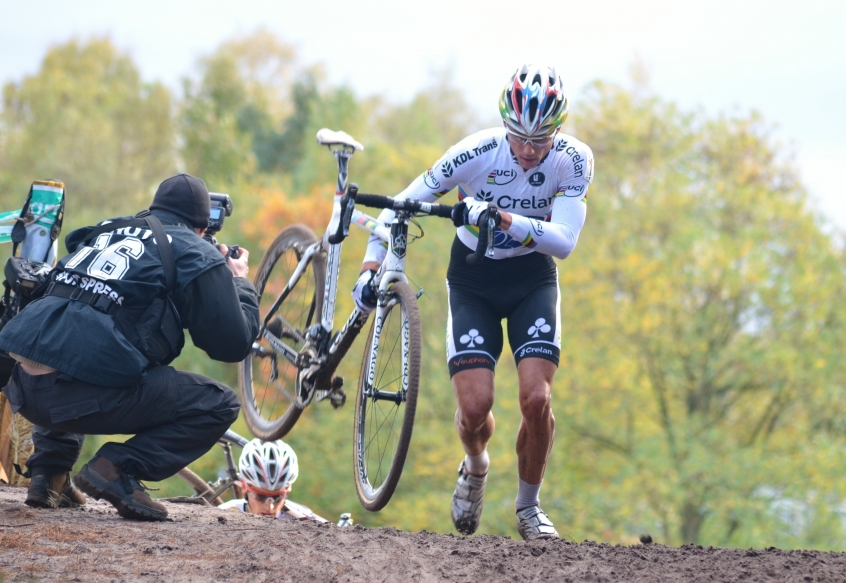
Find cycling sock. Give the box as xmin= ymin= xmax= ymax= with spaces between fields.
xmin=515 ymin=477 xmax=542 ymax=510
xmin=464 ymin=450 xmax=490 ymax=476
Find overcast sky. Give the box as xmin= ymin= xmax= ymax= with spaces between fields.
xmin=2 ymin=0 xmax=844 ymax=227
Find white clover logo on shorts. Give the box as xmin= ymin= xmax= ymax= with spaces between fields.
xmin=528 ymin=318 xmax=551 ymax=338
xmin=460 ymin=329 xmax=484 ymax=348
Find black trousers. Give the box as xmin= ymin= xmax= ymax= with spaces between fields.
xmin=2 ymin=364 xmax=240 ymax=481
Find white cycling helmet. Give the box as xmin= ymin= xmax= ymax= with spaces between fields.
xmin=239 ymin=438 xmax=299 ymax=492
xmin=499 ymin=64 xmax=568 ymax=139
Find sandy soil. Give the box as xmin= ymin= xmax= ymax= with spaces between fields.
xmin=1 ymin=484 xmax=845 ymax=582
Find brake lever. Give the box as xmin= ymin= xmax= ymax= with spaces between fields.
xmin=484 ymin=209 xmax=495 ymax=258
xmin=328 ymin=183 xmax=358 ymax=244
xmin=466 ymin=204 xmax=497 ymax=264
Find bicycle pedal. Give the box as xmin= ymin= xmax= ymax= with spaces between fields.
xmin=330 ymin=389 xmax=346 ymax=409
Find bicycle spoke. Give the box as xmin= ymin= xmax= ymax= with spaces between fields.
xmin=365 ymin=403 xmax=402 ymax=484
xmin=363 ymin=400 xmax=400 ymax=452
xmin=240 ymin=225 xmax=323 ymax=440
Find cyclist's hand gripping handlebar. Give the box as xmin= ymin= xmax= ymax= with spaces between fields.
xmin=466 ymin=204 xmax=497 ymax=264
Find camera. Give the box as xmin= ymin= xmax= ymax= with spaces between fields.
xmin=205 ymin=193 xmax=240 ymax=259
xmin=207 ymin=192 xmax=233 ymax=237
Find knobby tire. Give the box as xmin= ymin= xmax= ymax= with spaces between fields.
xmin=239 ymin=224 xmax=326 ymax=440
xmin=353 ymin=281 xmax=421 ymax=511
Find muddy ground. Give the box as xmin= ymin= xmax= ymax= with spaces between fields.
xmin=0 ymin=484 xmax=844 ymax=582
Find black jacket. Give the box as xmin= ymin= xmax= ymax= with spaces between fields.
xmin=0 ymin=210 xmax=259 ymax=386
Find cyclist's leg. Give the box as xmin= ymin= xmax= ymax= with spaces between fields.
xmin=506 ymin=280 xmax=561 ymax=484
xmin=447 ymin=281 xmax=506 ymax=534
xmin=446 ymin=281 xmax=504 ymax=458
xmin=515 ymin=358 xmax=557 ymax=483
xmin=451 ymin=369 xmax=495 ymax=457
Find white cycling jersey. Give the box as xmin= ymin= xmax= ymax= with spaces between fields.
xmin=364 ymin=127 xmax=594 ymax=263
xmin=218 ymin=498 xmax=328 ymax=522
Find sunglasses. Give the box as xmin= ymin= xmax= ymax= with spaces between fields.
xmin=507 ymin=132 xmax=555 ymax=149
xmin=247 ymin=489 xmax=289 ymax=504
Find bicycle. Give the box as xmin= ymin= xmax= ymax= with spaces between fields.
xmin=176 ymin=429 xmax=247 ymax=506
xmin=175 ymin=428 xmax=352 ymax=526
xmin=238 ymin=128 xmax=496 ymax=511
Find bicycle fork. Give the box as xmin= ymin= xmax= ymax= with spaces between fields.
xmin=359 ymin=219 xmax=412 ymax=406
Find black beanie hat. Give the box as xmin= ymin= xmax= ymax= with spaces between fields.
xmin=150 ymin=174 xmax=211 ymax=229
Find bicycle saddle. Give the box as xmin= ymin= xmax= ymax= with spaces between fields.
xmin=316 ymin=128 xmax=364 ymax=151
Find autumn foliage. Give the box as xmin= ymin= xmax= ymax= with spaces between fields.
xmin=2 ymin=34 xmax=846 ymax=550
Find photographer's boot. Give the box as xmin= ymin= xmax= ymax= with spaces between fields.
xmin=25 ymin=470 xmax=86 ymax=509
xmin=74 ymin=456 xmax=168 ymax=521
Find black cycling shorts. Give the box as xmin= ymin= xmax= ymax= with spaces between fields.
xmin=445 ymin=237 xmax=561 ymax=377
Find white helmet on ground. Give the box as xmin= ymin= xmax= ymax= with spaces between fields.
xmin=239 ymin=438 xmax=299 ymax=491
xmin=499 ymin=64 xmax=568 ymax=139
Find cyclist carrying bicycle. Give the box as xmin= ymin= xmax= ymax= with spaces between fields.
xmin=353 ymin=64 xmax=594 ymax=540
xmin=218 ymin=438 xmax=328 ymax=522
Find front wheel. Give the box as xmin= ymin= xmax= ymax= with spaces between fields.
xmin=353 ymin=281 xmax=421 ymax=511
xmin=239 ymin=224 xmax=326 ymax=440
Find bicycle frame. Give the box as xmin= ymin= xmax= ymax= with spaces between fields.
xmin=208 ymin=430 xmax=246 ymax=500
xmin=262 ymin=142 xmax=418 ymax=407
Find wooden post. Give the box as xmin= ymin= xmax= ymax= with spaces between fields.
xmin=0 ymin=393 xmax=13 ymax=483
xmin=0 ymin=393 xmax=32 ymax=486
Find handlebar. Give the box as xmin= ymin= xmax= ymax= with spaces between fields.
xmin=330 ymin=183 xmax=496 ymax=263
xmin=221 ymin=429 xmax=249 ymax=448
xmin=354 ymin=193 xmax=455 ymax=219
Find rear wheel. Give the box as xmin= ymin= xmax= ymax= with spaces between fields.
xmin=353 ymin=281 xmax=421 ymax=511
xmin=239 ymin=224 xmax=325 ymax=440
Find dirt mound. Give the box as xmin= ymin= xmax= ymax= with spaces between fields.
xmin=0 ymin=485 xmax=844 ymax=582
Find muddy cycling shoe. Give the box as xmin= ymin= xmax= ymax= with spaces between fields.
xmin=516 ymin=505 xmax=559 ymax=541
xmin=73 ymin=456 xmax=168 ymax=521
xmin=25 ymin=472 xmax=86 ymax=509
xmin=451 ymin=461 xmax=487 ymax=535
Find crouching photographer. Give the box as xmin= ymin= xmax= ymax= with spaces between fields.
xmin=0 ymin=173 xmax=259 ymax=521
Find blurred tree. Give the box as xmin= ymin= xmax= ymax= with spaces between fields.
xmin=240 ymin=73 xmax=319 ymax=174
xmin=372 ymin=67 xmax=480 ymax=148
xmin=0 ymin=37 xmax=174 ymax=223
xmin=179 ymin=47 xmax=256 ymax=188
xmin=179 ymin=28 xmax=321 ymax=187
